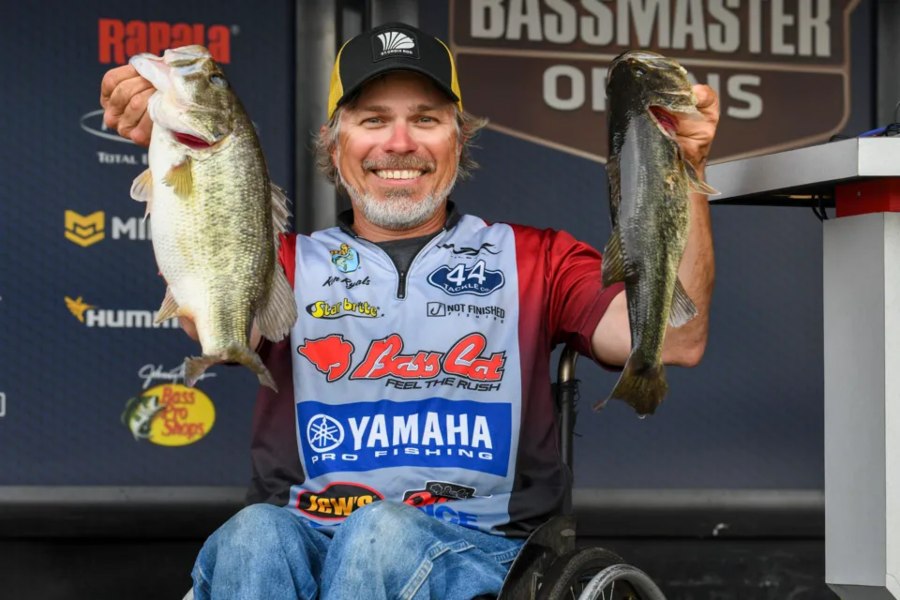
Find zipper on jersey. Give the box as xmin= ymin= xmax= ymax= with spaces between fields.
xmin=396 ymin=231 xmax=447 ymax=299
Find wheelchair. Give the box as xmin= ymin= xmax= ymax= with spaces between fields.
xmin=183 ymin=347 xmax=666 ymax=600
xmin=492 ymin=346 xmax=666 ymax=600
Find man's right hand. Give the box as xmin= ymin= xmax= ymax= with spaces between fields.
xmin=100 ymin=64 xmax=155 ymax=147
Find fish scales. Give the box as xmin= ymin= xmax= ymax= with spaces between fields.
xmin=130 ymin=45 xmax=297 ymax=391
xmin=601 ymin=50 xmax=716 ymax=416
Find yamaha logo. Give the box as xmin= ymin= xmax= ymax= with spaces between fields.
xmin=375 ymin=30 xmax=417 ymax=58
xmin=307 ymin=414 xmax=345 ymax=452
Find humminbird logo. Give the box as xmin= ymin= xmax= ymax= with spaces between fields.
xmin=377 ymin=31 xmax=416 ymax=57
xmin=65 ymin=296 xmax=179 ymax=329
xmin=98 ymin=18 xmax=232 ymax=64
xmin=64 ymin=210 xmax=151 ymax=246
xmin=65 ymin=211 xmax=105 ymax=247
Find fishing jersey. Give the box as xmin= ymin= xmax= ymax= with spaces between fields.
xmin=247 ymin=212 xmax=622 ymax=537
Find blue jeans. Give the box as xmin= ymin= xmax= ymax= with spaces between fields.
xmin=191 ymin=501 xmax=524 ymax=600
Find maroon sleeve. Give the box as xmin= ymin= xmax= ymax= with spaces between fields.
xmin=510 ymin=224 xmax=623 ymax=360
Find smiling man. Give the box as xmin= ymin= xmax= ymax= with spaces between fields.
xmin=100 ymin=21 xmax=718 ymax=600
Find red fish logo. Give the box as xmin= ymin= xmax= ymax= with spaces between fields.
xmin=297 ymin=335 xmax=354 ymax=382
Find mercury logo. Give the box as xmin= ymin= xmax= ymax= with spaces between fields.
xmin=377 ymin=31 xmax=415 ymax=55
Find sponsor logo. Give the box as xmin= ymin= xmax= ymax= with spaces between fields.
xmin=65 ymin=210 xmax=152 ymax=246
xmin=79 ymin=109 xmax=136 ymax=144
xmin=427 ymin=302 xmax=505 ymax=321
xmin=298 ymin=335 xmax=355 ymax=382
xmin=322 ymin=275 xmax=370 ymax=289
xmin=437 ymin=242 xmax=500 ymax=257
xmin=375 ymin=31 xmax=417 ymax=59
xmin=403 ymin=481 xmax=478 ymax=507
xmin=298 ymin=398 xmax=511 ymax=477
xmin=330 ymin=244 xmax=360 ymax=273
xmin=297 ymin=333 xmax=505 ymax=385
xmin=122 ymin=383 xmax=216 ymax=446
xmin=306 ymin=297 xmax=380 ymax=319
xmin=65 ymin=210 xmax=105 ymax=247
xmin=428 ymin=260 xmax=505 ymax=296
xmin=297 ymin=482 xmax=383 ymax=520
xmin=137 ymin=363 xmax=216 ymax=390
xmin=98 ymin=18 xmax=232 ymax=65
xmin=65 ymin=295 xmax=179 ymax=328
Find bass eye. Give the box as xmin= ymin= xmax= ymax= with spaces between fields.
xmin=210 ymin=74 xmax=228 ymax=88
xmin=634 ymin=67 xmax=646 ymax=77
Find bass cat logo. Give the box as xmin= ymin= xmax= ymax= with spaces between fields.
xmin=428 ymin=260 xmax=505 ymax=296
xmin=298 ymin=333 xmax=505 ymax=383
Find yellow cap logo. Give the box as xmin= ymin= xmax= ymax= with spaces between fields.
xmin=65 ymin=210 xmax=105 ymax=247
xmin=127 ymin=384 xmax=216 ymax=446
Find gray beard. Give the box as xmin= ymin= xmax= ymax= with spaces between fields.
xmin=339 ymin=171 xmax=457 ymax=231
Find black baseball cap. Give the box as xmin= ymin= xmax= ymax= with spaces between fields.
xmin=327 ymin=22 xmax=463 ymax=119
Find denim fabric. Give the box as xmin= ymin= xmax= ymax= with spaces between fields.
xmin=192 ymin=502 xmax=524 ymax=600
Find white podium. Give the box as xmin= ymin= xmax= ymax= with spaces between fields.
xmin=708 ymin=137 xmax=900 ymax=599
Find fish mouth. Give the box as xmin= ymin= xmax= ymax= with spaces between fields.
xmin=173 ymin=131 xmax=216 ymax=149
xmin=648 ymin=106 xmax=679 ymax=139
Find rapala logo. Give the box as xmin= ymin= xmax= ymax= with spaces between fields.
xmin=65 ymin=296 xmax=179 ymax=329
xmin=297 ymin=333 xmax=505 ymax=383
xmin=98 ymin=18 xmax=232 ymax=65
xmin=298 ymin=398 xmax=512 ymax=478
xmin=297 ymin=482 xmax=383 ymax=520
xmin=122 ymin=383 xmax=216 ymax=446
xmin=64 ymin=210 xmax=152 ymax=246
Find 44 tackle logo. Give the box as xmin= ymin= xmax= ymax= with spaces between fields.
xmin=428 ymin=260 xmax=504 ymax=296
xmin=296 ymin=482 xmax=383 ymax=520
xmin=297 ymin=332 xmax=504 ymax=391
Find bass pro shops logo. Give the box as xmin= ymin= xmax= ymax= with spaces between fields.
xmin=98 ymin=18 xmax=232 ymax=64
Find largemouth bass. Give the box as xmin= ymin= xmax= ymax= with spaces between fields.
xmin=129 ymin=45 xmax=297 ymax=390
xmin=600 ymin=50 xmax=716 ymax=415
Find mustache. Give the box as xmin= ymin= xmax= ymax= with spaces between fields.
xmin=363 ymin=156 xmax=435 ymax=172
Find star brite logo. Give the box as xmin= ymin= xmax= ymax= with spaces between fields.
xmin=298 ymin=398 xmax=511 ymax=478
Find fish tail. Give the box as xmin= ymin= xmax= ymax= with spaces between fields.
xmin=597 ymin=356 xmax=667 ymax=416
xmin=184 ymin=345 xmax=278 ymax=392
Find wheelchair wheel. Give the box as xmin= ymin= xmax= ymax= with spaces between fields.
xmin=536 ymin=547 xmax=666 ymax=600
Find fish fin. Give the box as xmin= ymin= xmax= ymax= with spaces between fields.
xmin=256 ymin=265 xmax=298 ymax=342
xmin=163 ymin=158 xmax=193 ymax=199
xmin=601 ymin=227 xmax=631 ymax=286
xmin=597 ymin=355 xmax=667 ymax=416
xmin=668 ymin=278 xmax=698 ymax=328
xmin=270 ymin=184 xmax=292 ymax=235
xmin=185 ymin=346 xmax=277 ymax=391
xmin=130 ymin=168 xmax=153 ymax=218
xmin=684 ymin=161 xmax=720 ymax=195
xmin=155 ymin=287 xmax=180 ymax=323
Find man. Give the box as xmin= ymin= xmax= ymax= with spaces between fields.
xmin=100 ymin=22 xmax=717 ymax=600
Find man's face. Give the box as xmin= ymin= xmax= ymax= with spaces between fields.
xmin=333 ymin=71 xmax=460 ymax=230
